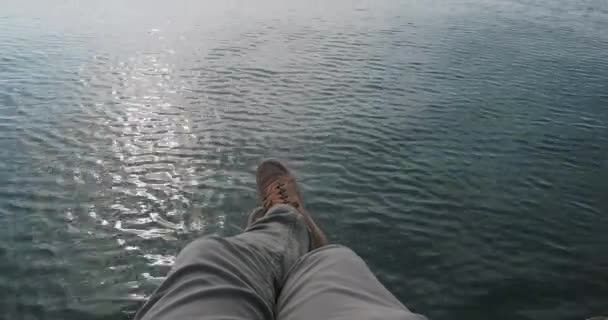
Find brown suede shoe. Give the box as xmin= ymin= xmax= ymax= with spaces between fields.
xmin=256 ymin=159 xmax=328 ymax=249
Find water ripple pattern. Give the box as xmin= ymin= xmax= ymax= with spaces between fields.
xmin=1 ymin=0 xmax=607 ymax=319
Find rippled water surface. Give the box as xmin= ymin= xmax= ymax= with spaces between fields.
xmin=1 ymin=0 xmax=607 ymax=319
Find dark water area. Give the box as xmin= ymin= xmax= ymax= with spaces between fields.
xmin=1 ymin=0 xmax=607 ymax=319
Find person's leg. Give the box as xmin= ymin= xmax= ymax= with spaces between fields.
xmin=277 ymin=245 xmax=427 ymax=320
xmin=134 ymin=204 xmax=310 ymax=320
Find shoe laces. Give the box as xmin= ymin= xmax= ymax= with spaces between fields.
xmin=262 ymin=180 xmax=300 ymax=210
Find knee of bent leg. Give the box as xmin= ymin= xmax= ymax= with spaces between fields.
xmin=312 ymin=244 xmax=356 ymax=256
xmin=309 ymin=244 xmax=364 ymax=264
xmin=174 ymin=236 xmax=227 ymax=266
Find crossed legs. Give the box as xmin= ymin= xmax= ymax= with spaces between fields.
xmin=134 ymin=205 xmax=425 ymax=320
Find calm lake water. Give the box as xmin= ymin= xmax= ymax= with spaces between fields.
xmin=1 ymin=0 xmax=607 ymax=319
